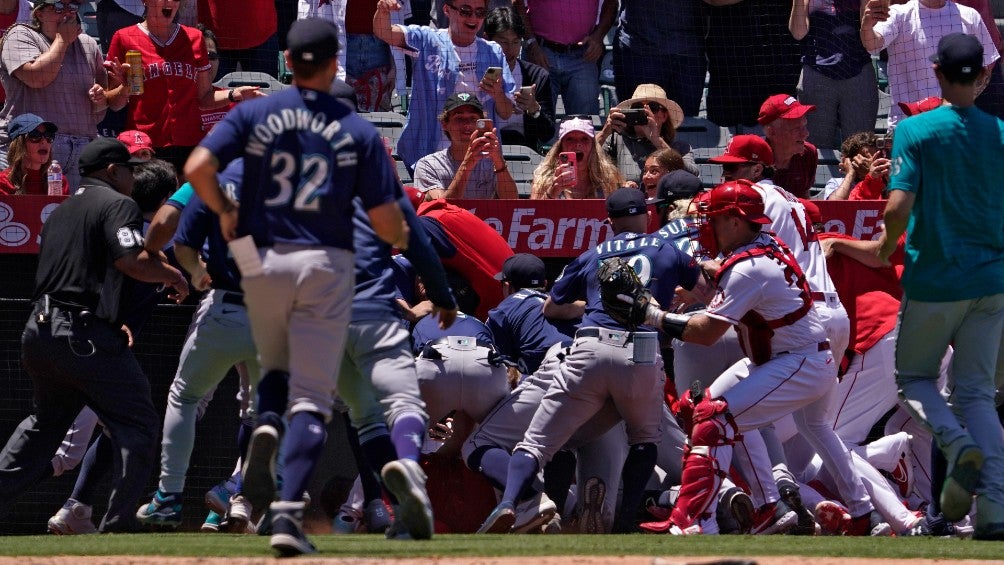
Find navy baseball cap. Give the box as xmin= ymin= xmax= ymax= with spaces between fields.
xmin=287 ymin=18 xmax=341 ymax=63
xmin=494 ymin=253 xmax=546 ymax=288
xmin=78 ymin=137 xmax=145 ymax=175
xmin=606 ymin=187 xmax=648 ymax=218
xmin=7 ymin=113 xmax=57 ymax=140
xmin=442 ymin=92 xmax=484 ymax=115
xmin=652 ymin=170 xmax=702 ymax=206
xmin=930 ymin=33 xmax=983 ymax=81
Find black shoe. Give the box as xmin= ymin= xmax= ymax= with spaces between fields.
xmin=778 ymin=480 xmax=816 ymax=535
xmin=270 ymin=501 xmax=317 ymax=557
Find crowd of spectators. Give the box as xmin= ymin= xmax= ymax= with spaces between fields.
xmin=0 ymin=0 xmax=1002 ymax=199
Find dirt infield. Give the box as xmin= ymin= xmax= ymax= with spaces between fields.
xmin=0 ymin=557 xmax=1000 ymax=565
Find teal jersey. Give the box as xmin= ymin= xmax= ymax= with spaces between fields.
xmin=888 ymin=105 xmax=1004 ymax=301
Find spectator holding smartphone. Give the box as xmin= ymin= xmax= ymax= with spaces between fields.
xmin=373 ymin=0 xmax=515 ymax=172
xmin=596 ymin=84 xmax=698 ymax=180
xmin=530 ymin=116 xmax=622 ymax=199
xmin=412 ymin=92 xmax=518 ymax=200
xmin=483 ymin=6 xmax=554 ymax=154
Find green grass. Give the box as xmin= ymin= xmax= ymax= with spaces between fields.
xmin=1 ymin=534 xmax=1003 ymax=560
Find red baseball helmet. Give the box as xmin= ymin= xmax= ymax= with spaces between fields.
xmin=701 ymin=180 xmax=771 ymax=224
xmin=694 ymin=180 xmax=769 ymax=258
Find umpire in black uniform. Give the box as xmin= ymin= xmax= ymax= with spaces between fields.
xmin=0 ymin=138 xmax=189 ymax=532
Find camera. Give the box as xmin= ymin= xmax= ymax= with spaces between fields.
xmin=620 ymin=108 xmax=648 ymax=127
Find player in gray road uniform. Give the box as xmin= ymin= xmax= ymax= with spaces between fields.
xmin=186 ymin=19 xmax=409 ymax=556
xmin=477 ymin=188 xmax=701 ymax=534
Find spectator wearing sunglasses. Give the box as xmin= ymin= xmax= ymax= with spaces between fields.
xmin=596 ymin=84 xmax=698 ymax=182
xmin=374 ymin=0 xmax=515 ymax=172
xmin=0 ymin=112 xmax=67 ymax=195
xmin=0 ymin=0 xmax=126 ymax=190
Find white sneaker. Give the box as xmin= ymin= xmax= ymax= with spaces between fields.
xmin=513 ymin=491 xmax=557 ymax=534
xmin=381 ymin=459 xmax=433 ymax=540
xmin=47 ymin=500 xmax=98 ymax=535
xmin=228 ymin=493 xmax=252 ymax=530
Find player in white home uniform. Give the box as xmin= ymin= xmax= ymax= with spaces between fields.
xmin=601 ymin=181 xmax=875 ymax=535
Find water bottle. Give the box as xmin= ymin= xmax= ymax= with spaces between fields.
xmin=47 ymin=160 xmax=63 ymax=196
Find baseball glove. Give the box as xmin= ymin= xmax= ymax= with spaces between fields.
xmin=597 ymin=257 xmax=652 ymax=327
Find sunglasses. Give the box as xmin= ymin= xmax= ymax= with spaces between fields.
xmin=721 ymin=162 xmax=754 ymax=172
xmin=26 ymin=131 xmax=55 ymax=143
xmin=447 ymin=3 xmax=487 ymax=18
xmin=207 ymin=51 xmax=220 ymax=61
xmin=632 ymin=102 xmax=666 ymax=114
xmin=46 ymin=1 xmax=81 ymax=14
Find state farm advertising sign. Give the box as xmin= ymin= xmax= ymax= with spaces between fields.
xmin=0 ymin=196 xmax=888 ymax=257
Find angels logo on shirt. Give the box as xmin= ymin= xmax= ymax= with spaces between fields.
xmin=708 ymin=287 xmax=725 ymax=310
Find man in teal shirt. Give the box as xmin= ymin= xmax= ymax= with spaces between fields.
xmin=878 ymin=32 xmax=1004 ymax=541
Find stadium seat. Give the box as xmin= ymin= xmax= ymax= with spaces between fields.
xmin=360 ymin=111 xmax=408 ymax=151
xmin=502 ymin=144 xmax=543 ymax=191
xmin=214 ymin=72 xmax=287 ymax=95
xmin=677 ymin=117 xmax=731 ymax=149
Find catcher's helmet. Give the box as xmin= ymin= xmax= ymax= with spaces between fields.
xmin=700 ymin=180 xmax=771 ymax=225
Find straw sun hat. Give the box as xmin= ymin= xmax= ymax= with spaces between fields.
xmin=616 ymin=84 xmax=684 ymax=129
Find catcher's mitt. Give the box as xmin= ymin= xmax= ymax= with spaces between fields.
xmin=597 ymin=257 xmax=652 ymax=327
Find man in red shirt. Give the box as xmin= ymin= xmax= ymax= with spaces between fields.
xmin=758 ymin=94 xmax=818 ymax=199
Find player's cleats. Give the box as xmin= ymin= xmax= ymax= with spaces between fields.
xmin=941 ymin=443 xmax=983 ymax=522
xmin=364 ymin=499 xmax=392 ymax=534
xmin=723 ymin=487 xmax=755 ymax=534
xmin=242 ymin=424 xmax=280 ymax=513
xmin=136 ymin=490 xmax=183 ymax=527
xmin=669 ymin=523 xmax=702 ymax=535
xmin=47 ymin=500 xmax=98 ymax=535
xmin=778 ymin=480 xmax=816 ymax=535
xmin=974 ymin=496 xmax=1004 ymax=541
xmin=750 ymin=501 xmax=797 ymax=535
xmin=270 ymin=500 xmax=317 ymax=557
xmin=381 ymin=459 xmax=434 ymax=540
xmin=815 ymin=501 xmax=889 ymax=536
xmin=200 ymin=510 xmax=224 ymax=532
xmin=477 ymin=501 xmax=516 ymax=534
xmin=580 ymin=477 xmax=607 ymax=534
xmin=513 ymin=491 xmax=558 ymax=534
xmin=227 ymin=494 xmax=252 ymax=531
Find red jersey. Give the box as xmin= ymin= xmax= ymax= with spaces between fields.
xmin=773 ymin=141 xmax=818 ymax=199
xmin=417 ymin=199 xmax=514 ymax=320
xmin=818 ymin=233 xmax=903 ymax=354
xmin=107 ymin=24 xmax=211 ymax=148
xmin=197 ymin=0 xmax=276 ymax=50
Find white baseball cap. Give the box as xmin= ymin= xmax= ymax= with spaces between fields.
xmin=558 ymin=117 xmax=595 ymax=141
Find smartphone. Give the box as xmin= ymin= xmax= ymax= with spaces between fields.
xmin=559 ymin=151 xmax=578 ymax=184
xmin=519 ymin=85 xmax=533 ymax=97
xmin=476 ymin=118 xmax=493 ymax=135
xmin=483 ymin=66 xmax=503 ymax=82
xmin=621 ymin=108 xmax=648 ymax=127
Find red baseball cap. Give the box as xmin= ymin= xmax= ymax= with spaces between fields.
xmin=116 ymin=130 xmax=154 ymax=156
xmin=758 ymin=94 xmax=815 ymax=126
xmin=799 ymin=198 xmax=822 ymax=225
xmin=897 ymin=96 xmax=943 ymax=117
xmin=403 ymin=185 xmax=425 ymax=210
xmin=709 ymin=135 xmax=775 ymax=166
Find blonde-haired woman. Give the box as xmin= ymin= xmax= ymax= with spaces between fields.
xmin=530 ymin=117 xmax=623 ymax=199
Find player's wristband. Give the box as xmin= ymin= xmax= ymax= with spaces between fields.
xmin=228 ymin=89 xmax=237 ymax=103
xmin=651 ymin=308 xmax=688 ymax=340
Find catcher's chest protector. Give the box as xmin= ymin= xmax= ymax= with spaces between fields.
xmin=716 ymin=243 xmax=813 ymax=365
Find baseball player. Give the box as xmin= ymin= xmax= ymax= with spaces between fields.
xmin=876 ymin=33 xmax=1004 ymax=540
xmin=709 ymin=135 xmax=851 ymax=532
xmin=135 ymin=158 xmax=262 ymax=530
xmin=600 ymin=181 xmax=876 ymax=536
xmin=332 ymin=186 xmax=460 ymax=541
xmin=0 ymin=138 xmax=188 ymax=532
xmin=185 ymin=18 xmax=408 ymax=556
xmin=478 ymin=188 xmax=700 ymax=534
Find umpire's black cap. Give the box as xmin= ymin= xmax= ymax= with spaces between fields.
xmin=653 ymin=170 xmax=702 ymax=205
xmin=79 ymin=137 xmax=145 ymax=176
xmin=287 ymin=18 xmax=341 ymax=63
xmin=494 ymin=253 xmax=546 ymax=289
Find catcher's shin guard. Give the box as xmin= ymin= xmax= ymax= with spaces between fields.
xmin=670 ymin=398 xmax=737 ymax=529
